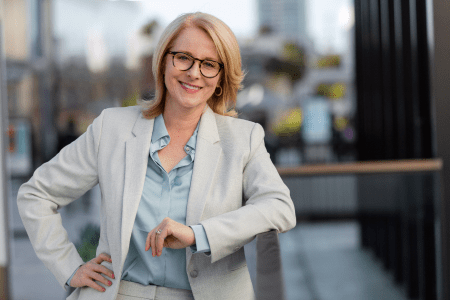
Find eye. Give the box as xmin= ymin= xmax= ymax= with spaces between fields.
xmin=176 ymin=53 xmax=191 ymax=61
xmin=203 ymin=60 xmax=218 ymax=69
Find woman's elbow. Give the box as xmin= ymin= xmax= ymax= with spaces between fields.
xmin=284 ymin=197 xmax=297 ymax=231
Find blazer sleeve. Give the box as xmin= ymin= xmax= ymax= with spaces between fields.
xmin=200 ymin=123 xmax=296 ymax=263
xmin=17 ymin=110 xmax=105 ymax=290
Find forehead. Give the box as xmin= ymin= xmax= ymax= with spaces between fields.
xmin=171 ymin=27 xmax=219 ymax=60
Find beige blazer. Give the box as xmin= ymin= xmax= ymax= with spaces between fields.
xmin=17 ymin=105 xmax=296 ymax=300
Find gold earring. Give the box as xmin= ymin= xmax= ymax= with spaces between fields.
xmin=215 ymin=86 xmax=223 ymax=96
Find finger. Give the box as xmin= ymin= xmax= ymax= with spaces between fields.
xmin=156 ymin=227 xmax=168 ymax=256
xmin=87 ymin=270 xmax=112 ymax=287
xmin=100 ymin=253 xmax=112 ymax=263
xmin=145 ymin=230 xmax=153 ymax=252
xmin=92 ymin=253 xmax=112 ymax=265
xmin=86 ymin=279 xmax=107 ymax=293
xmin=152 ymin=223 xmax=166 ymax=257
xmin=93 ymin=264 xmax=115 ymax=280
xmin=151 ymin=228 xmax=158 ymax=257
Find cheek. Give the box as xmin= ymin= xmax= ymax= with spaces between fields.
xmin=163 ymin=65 xmax=176 ymax=90
xmin=162 ymin=58 xmax=172 ymax=82
xmin=209 ymin=75 xmax=221 ymax=89
xmin=215 ymin=75 xmax=222 ymax=89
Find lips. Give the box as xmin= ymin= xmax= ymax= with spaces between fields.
xmin=180 ymin=81 xmax=202 ymax=92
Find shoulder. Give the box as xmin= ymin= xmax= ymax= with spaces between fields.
xmin=214 ymin=113 xmax=258 ymax=131
xmin=96 ymin=105 xmax=143 ymax=131
xmin=101 ymin=105 xmax=142 ymax=123
xmin=90 ymin=105 xmax=143 ymax=140
xmin=213 ymin=113 xmax=265 ymax=148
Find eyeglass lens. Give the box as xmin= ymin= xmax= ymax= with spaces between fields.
xmin=172 ymin=53 xmax=220 ymax=78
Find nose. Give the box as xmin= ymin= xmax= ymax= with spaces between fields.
xmin=186 ymin=60 xmax=201 ymax=78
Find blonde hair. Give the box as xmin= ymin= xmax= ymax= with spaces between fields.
xmin=139 ymin=12 xmax=244 ymax=119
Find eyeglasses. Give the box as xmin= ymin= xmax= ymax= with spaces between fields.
xmin=167 ymin=51 xmax=223 ymax=78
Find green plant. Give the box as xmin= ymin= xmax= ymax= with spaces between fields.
xmin=75 ymin=224 xmax=100 ymax=262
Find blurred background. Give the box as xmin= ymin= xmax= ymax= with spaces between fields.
xmin=1 ymin=0 xmax=450 ymax=299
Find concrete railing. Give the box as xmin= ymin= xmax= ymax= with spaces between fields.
xmin=256 ymin=230 xmax=285 ymax=300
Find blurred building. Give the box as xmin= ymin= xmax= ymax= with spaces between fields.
xmin=52 ymin=0 xmax=146 ymax=147
xmin=238 ymin=19 xmax=355 ymax=165
xmin=258 ymin=0 xmax=307 ymax=39
xmin=4 ymin=0 xmax=53 ymax=174
xmin=294 ymin=27 xmax=356 ymax=163
xmin=4 ymin=0 xmax=153 ymax=170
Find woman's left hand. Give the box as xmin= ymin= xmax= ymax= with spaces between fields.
xmin=145 ymin=217 xmax=196 ymax=257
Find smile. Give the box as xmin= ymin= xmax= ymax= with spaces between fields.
xmin=180 ymin=81 xmax=202 ymax=91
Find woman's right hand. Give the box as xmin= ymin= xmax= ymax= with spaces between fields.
xmin=70 ymin=253 xmax=115 ymax=292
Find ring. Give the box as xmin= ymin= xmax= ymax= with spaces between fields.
xmin=156 ymin=229 xmax=162 ymax=235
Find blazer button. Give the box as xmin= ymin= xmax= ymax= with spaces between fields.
xmin=190 ymin=270 xmax=198 ymax=278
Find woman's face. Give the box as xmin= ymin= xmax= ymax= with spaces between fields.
xmin=163 ymin=27 xmax=222 ymax=113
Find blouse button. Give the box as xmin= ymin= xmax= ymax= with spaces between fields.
xmin=185 ymin=146 xmax=191 ymax=153
xmin=190 ymin=270 xmax=198 ymax=278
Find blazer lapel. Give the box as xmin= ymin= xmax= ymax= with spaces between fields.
xmin=186 ymin=106 xmax=222 ymax=227
xmin=120 ymin=113 xmax=154 ymax=268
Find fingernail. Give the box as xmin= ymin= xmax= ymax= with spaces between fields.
xmin=108 ymin=281 xmax=112 ymax=286
xmin=102 ymin=288 xmax=106 ymax=292
xmin=112 ymin=273 xmax=115 ymax=279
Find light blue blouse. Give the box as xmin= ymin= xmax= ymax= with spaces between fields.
xmin=67 ymin=114 xmax=210 ymax=290
xmin=120 ymin=113 xmax=210 ymax=290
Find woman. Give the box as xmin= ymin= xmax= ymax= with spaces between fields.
xmin=17 ymin=12 xmax=296 ymax=300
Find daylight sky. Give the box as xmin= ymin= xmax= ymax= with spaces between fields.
xmin=137 ymin=0 xmax=258 ymax=39
xmin=137 ymin=0 xmax=354 ymax=53
xmin=54 ymin=0 xmax=354 ymax=61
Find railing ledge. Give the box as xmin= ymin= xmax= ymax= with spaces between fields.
xmin=277 ymin=158 xmax=443 ymax=177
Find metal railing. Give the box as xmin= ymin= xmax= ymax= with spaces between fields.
xmin=274 ymin=158 xmax=443 ymax=299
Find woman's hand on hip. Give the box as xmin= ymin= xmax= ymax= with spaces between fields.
xmin=146 ymin=217 xmax=195 ymax=257
xmin=70 ymin=253 xmax=115 ymax=292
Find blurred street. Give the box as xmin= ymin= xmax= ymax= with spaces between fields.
xmin=279 ymin=222 xmax=405 ymax=300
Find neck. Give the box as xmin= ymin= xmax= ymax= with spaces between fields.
xmin=162 ymin=102 xmax=206 ymax=136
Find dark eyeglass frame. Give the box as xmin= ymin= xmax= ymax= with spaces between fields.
xmin=167 ymin=51 xmax=224 ymax=78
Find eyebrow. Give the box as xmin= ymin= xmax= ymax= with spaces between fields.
xmin=172 ymin=50 xmax=221 ymax=63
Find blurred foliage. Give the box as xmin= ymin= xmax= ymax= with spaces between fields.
xmin=272 ymin=108 xmax=302 ymax=137
xmin=75 ymin=224 xmax=100 ymax=262
xmin=122 ymin=91 xmax=139 ymax=107
xmin=264 ymin=42 xmax=305 ymax=83
xmin=317 ymin=83 xmax=346 ymax=99
xmin=141 ymin=20 xmax=159 ymax=36
xmin=316 ymin=55 xmax=341 ymax=68
xmin=259 ymin=25 xmax=273 ymax=35
xmin=334 ymin=116 xmax=349 ymax=131
xmin=265 ymin=57 xmax=303 ymax=83
xmin=283 ymin=42 xmax=305 ymax=66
